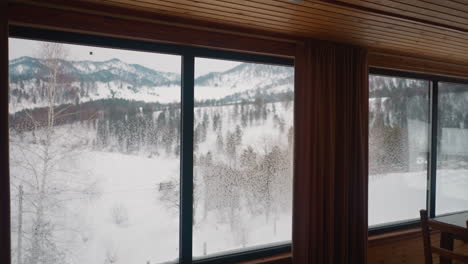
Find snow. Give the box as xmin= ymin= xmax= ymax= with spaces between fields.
xmin=9 ymin=126 xmax=180 ymax=264
xmin=369 ymin=171 xmax=427 ymax=226
xmin=12 ymin=108 xmax=464 ymax=262
xmin=437 ymin=168 xmax=468 ymax=215
xmin=14 ymin=64 xmax=26 ymax=74
xmin=9 ymin=99 xmax=294 ymax=264
xmin=191 ymin=102 xmax=293 ymax=257
xmin=369 ymin=167 xmax=468 ymax=227
xmin=73 ymin=61 xmax=97 ymax=73
xmin=8 ymin=46 xmax=467 ymax=264
xmin=70 ymin=151 xmax=180 ymax=264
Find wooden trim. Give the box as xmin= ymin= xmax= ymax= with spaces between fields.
xmin=429 ymin=220 xmax=468 ymax=241
xmin=8 ymin=0 xmax=299 ymax=57
xmin=0 ymin=1 xmax=11 ymax=264
xmin=237 ymin=253 xmax=292 ymax=264
xmin=316 ymin=0 xmax=467 ymax=34
xmin=235 ymin=228 xmax=448 ymax=263
xmin=431 ymin=247 xmax=468 ymax=263
xmin=369 ymin=228 xmax=422 ymax=245
xmin=368 ymin=51 xmax=468 ymax=80
xmin=78 ymin=0 xmax=468 ymax=55
xmin=10 ymin=0 xmax=301 ymax=42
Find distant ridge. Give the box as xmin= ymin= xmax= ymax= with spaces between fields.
xmin=8 ymin=57 xmax=294 ymax=112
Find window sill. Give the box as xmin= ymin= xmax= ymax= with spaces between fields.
xmin=193 ymin=243 xmax=291 ymax=264
xmin=368 ymin=228 xmax=422 ymax=246
xmin=237 ymin=253 xmax=292 ymax=264
xmin=225 ymin=227 xmax=425 ymax=264
xmin=368 ymin=219 xmax=420 ymax=236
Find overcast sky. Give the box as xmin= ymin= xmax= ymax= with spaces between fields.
xmin=9 ymin=38 xmax=241 ymax=77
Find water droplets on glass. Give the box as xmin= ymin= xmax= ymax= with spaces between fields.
xmin=435 ymin=82 xmax=468 ymax=215
xmin=9 ymin=38 xmax=181 ymax=264
xmin=192 ymin=58 xmax=294 ymax=257
xmin=368 ymin=75 xmax=430 ymax=226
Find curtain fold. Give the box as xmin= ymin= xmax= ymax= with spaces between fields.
xmin=292 ymin=40 xmax=368 ymax=264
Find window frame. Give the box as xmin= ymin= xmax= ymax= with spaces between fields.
xmin=6 ymin=26 xmax=295 ymax=264
xmin=368 ymin=67 xmax=468 ymax=235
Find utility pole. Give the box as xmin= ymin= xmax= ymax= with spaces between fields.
xmin=17 ymin=185 xmax=23 ymax=264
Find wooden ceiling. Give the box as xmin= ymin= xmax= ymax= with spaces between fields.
xmin=7 ymin=0 xmax=468 ymax=70
xmin=67 ymin=0 xmax=468 ymax=67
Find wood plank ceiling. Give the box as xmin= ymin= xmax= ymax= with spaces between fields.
xmin=14 ymin=0 xmax=468 ymax=67
xmin=72 ymin=0 xmax=468 ymax=67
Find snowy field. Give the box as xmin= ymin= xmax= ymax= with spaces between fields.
xmin=369 ymin=167 xmax=468 ymax=227
xmin=9 ymin=98 xmax=466 ymax=263
xmin=9 ymin=100 xmax=294 ymax=264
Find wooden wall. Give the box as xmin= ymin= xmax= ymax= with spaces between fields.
xmin=8 ymin=0 xmax=468 ymax=79
xmin=368 ymin=52 xmax=468 ymax=80
xmin=27 ymin=0 xmax=468 ymax=68
xmin=8 ymin=1 xmax=297 ymax=58
xmin=368 ymin=229 xmax=468 ymax=264
xmin=236 ymin=229 xmax=468 ymax=264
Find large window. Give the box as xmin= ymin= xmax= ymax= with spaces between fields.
xmin=436 ymin=82 xmax=468 ymax=215
xmin=369 ymin=70 xmax=468 ymax=230
xmin=368 ymin=75 xmax=430 ymax=226
xmin=7 ymin=28 xmax=294 ymax=264
xmin=9 ymin=38 xmax=182 ymax=264
xmin=193 ymin=58 xmax=293 ymax=257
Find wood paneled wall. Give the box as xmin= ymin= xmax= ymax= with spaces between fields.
xmin=236 ymin=229 xmax=468 ymax=264
xmin=368 ymin=229 xmax=468 ymax=264
xmin=8 ymin=0 xmax=468 ymax=80
xmin=8 ymin=1 xmax=297 ymax=58
xmin=38 ymin=0 xmax=468 ymax=67
xmin=368 ymin=52 xmax=468 ymax=80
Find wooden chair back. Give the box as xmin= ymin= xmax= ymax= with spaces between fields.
xmin=420 ymin=210 xmax=468 ymax=264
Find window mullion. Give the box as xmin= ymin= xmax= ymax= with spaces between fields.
xmin=180 ymin=54 xmax=195 ymax=264
xmin=428 ymin=80 xmax=438 ymax=218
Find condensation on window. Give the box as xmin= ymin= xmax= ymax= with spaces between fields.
xmin=8 ymin=38 xmax=181 ymax=264
xmin=368 ymin=75 xmax=430 ymax=226
xmin=192 ymin=58 xmax=294 ymax=257
xmin=436 ymin=82 xmax=468 ymax=215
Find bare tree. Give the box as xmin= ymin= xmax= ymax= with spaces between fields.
xmin=10 ymin=42 xmax=99 ymax=264
xmin=110 ymin=203 xmax=129 ymax=227
xmin=104 ymin=247 xmax=118 ymax=264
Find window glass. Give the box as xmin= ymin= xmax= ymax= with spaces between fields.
xmin=368 ymin=75 xmax=430 ymax=226
xmin=9 ymin=38 xmax=181 ymax=264
xmin=193 ymin=58 xmax=294 ymax=257
xmin=436 ymin=82 xmax=468 ymax=215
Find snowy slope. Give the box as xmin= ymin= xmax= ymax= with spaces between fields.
xmin=9 ymin=100 xmax=294 ymax=264
xmin=9 ymin=57 xmax=294 ymax=113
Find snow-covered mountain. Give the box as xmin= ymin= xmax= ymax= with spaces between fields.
xmin=369 ymin=75 xmax=468 ymax=129
xmin=9 ymin=57 xmax=294 ymax=112
xmin=194 ymin=63 xmax=293 ymax=102
xmin=9 ymin=56 xmax=182 ymax=112
xmin=10 ymin=56 xmax=180 ymax=86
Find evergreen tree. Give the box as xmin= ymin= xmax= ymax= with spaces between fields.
xmin=234 ymin=125 xmax=243 ymax=146
xmin=225 ymin=131 xmax=237 ymax=164
xmin=240 ymin=146 xmax=256 ymax=169
xmin=212 ymin=112 xmax=221 ymax=131
xmin=216 ymin=133 xmax=224 ymax=153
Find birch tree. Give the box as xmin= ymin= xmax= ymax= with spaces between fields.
xmin=10 ymin=42 xmax=98 ymax=264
